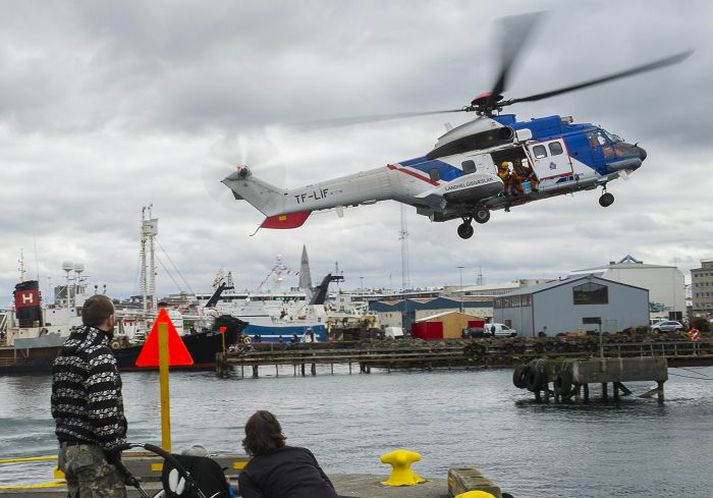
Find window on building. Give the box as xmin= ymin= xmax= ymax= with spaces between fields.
xmin=548 ymin=142 xmax=563 ymax=156
xmin=573 ymin=282 xmax=609 ymax=305
xmin=533 ymin=145 xmax=547 ymax=159
xmin=522 ymin=295 xmax=532 ymax=306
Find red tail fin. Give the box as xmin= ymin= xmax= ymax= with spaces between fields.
xmin=260 ymin=211 xmax=311 ymax=229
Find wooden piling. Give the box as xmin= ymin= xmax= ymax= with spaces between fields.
xmin=601 ymin=382 xmax=608 ymax=400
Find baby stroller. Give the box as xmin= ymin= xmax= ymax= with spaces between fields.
xmin=112 ymin=442 xmax=233 ymax=498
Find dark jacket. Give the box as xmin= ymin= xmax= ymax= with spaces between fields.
xmin=51 ymin=326 xmax=127 ymax=451
xmin=238 ymin=446 xmax=337 ymax=498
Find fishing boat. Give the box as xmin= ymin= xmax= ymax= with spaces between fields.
xmin=0 ymin=259 xmax=88 ymax=374
xmin=196 ymin=248 xmax=344 ymax=343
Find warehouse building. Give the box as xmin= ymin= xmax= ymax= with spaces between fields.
xmin=494 ymin=275 xmax=649 ymax=337
xmin=411 ymin=311 xmax=483 ymax=340
xmin=369 ymin=296 xmax=492 ymax=330
xmin=568 ymin=255 xmax=685 ymax=321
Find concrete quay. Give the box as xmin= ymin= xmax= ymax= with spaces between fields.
xmin=513 ymin=356 xmax=669 ymax=403
xmin=0 ymin=454 xmax=503 ymax=498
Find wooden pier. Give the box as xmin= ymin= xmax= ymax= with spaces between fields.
xmin=215 ymin=337 xmax=713 ymax=378
xmin=216 ymin=344 xmax=469 ymax=378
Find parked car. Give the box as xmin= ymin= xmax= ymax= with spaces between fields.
xmin=485 ymin=323 xmax=518 ymax=337
xmin=462 ymin=327 xmax=487 ymax=338
xmin=651 ymin=320 xmax=684 ymax=333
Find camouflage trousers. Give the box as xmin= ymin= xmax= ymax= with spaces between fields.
xmin=58 ymin=443 xmax=127 ymax=498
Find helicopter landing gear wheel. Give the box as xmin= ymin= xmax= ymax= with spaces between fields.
xmin=599 ymin=192 xmax=615 ymax=207
xmin=474 ymin=207 xmax=490 ymax=224
xmin=457 ymin=219 xmax=474 ymax=239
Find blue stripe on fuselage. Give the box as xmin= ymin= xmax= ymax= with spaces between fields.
xmin=496 ymin=115 xmax=604 ymax=174
xmin=397 ymin=156 xmax=464 ymax=181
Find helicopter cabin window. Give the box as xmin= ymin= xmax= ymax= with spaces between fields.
xmin=461 ymin=160 xmax=476 ymax=174
xmin=533 ymin=144 xmax=547 ymax=159
xmin=548 ymin=142 xmax=563 ymax=156
xmin=429 ymin=168 xmax=440 ymax=181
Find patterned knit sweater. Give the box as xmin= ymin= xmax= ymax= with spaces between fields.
xmin=51 ymin=326 xmax=127 ymax=451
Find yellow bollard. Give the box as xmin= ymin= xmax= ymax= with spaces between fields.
xmin=455 ymin=491 xmax=496 ymax=498
xmin=379 ymin=449 xmax=426 ymax=486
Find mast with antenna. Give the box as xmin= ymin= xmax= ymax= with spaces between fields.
xmin=140 ymin=205 xmax=159 ymax=316
xmin=399 ymin=205 xmax=411 ymax=291
xmin=18 ymin=249 xmax=26 ymax=283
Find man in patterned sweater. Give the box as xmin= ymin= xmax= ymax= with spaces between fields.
xmin=51 ymin=294 xmax=128 ymax=497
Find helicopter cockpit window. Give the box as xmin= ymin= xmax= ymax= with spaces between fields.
xmin=548 ymin=142 xmax=563 ymax=156
xmin=429 ymin=168 xmax=440 ymax=181
xmin=533 ymin=144 xmax=547 ymax=159
xmin=603 ymin=130 xmax=623 ymax=143
xmin=587 ymin=130 xmax=610 ymax=147
xmin=461 ymin=160 xmax=476 ymax=174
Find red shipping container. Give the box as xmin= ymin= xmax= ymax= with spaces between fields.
xmin=411 ymin=321 xmax=444 ymax=340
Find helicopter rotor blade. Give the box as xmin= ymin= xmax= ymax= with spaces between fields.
xmin=293 ymin=108 xmax=467 ymax=131
xmin=502 ymin=49 xmax=693 ymax=106
xmin=489 ymin=11 xmax=544 ymax=98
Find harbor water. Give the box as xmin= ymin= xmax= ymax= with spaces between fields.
xmin=2 ymin=366 xmax=713 ymax=497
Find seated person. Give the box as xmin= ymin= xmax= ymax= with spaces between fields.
xmin=238 ymin=410 xmax=337 ymax=498
xmin=513 ymin=159 xmax=537 ymax=192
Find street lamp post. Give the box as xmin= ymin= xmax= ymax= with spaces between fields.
xmin=457 ymin=266 xmax=464 ymax=312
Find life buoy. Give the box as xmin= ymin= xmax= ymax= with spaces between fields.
xmin=513 ymin=365 xmax=528 ymax=389
xmin=525 ymin=368 xmax=543 ymax=392
xmin=554 ymin=370 xmax=573 ymax=396
xmin=688 ymin=328 xmax=701 ymax=342
xmin=110 ymin=340 xmax=121 ymax=350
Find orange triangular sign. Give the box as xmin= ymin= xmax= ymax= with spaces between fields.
xmin=135 ymin=308 xmax=194 ymax=367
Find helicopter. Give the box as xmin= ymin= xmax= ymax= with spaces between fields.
xmin=221 ymin=13 xmax=691 ymax=239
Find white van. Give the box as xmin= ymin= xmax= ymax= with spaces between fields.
xmin=384 ymin=326 xmax=405 ymax=339
xmin=485 ymin=323 xmax=517 ymax=337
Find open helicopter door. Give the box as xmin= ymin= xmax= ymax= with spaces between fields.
xmin=526 ymin=139 xmax=573 ymax=180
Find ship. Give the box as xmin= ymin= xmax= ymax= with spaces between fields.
xmin=0 ymin=274 xmax=250 ymax=374
xmin=196 ymin=247 xmax=344 ymax=343
xmin=111 ymin=314 xmax=248 ymax=370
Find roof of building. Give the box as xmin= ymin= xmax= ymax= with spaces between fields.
xmin=502 ymin=275 xmax=648 ymax=297
xmin=570 ymin=255 xmax=678 ymax=273
xmin=417 ymin=310 xmax=477 ymax=322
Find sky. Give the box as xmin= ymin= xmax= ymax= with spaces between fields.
xmin=1 ymin=0 xmax=712 ymax=306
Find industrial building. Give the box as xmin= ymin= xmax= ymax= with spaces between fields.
xmin=369 ymin=296 xmax=492 ymax=331
xmin=494 ymin=275 xmax=649 ymax=337
xmin=691 ymin=258 xmax=713 ymax=317
xmin=411 ymin=311 xmax=482 ymax=340
xmin=568 ymin=255 xmax=685 ymax=321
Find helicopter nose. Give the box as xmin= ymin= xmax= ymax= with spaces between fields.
xmin=636 ymin=146 xmax=647 ymax=161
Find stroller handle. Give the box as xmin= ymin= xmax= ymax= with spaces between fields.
xmin=111 ymin=442 xmax=210 ymax=498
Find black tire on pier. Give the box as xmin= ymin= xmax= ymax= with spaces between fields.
xmin=533 ymin=342 xmax=545 ymax=354
xmin=525 ymin=367 xmax=544 ymax=392
xmin=554 ymin=370 xmax=573 ymax=396
xmin=503 ymin=342 xmax=514 ymax=353
xmin=513 ymin=365 xmax=528 ymax=389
